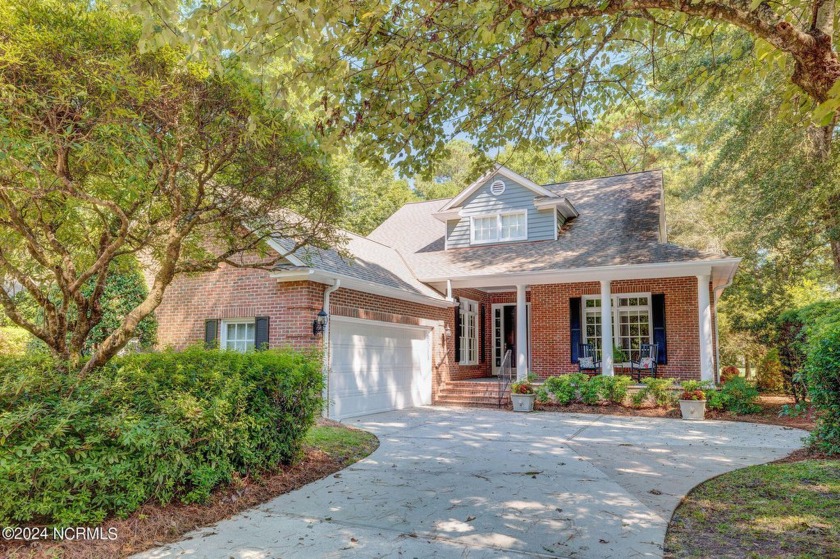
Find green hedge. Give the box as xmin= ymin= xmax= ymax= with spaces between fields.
xmin=805 ymin=324 xmax=840 ymax=454
xmin=0 ymin=348 xmax=323 ymax=526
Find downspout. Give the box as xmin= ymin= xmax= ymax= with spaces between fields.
xmin=322 ymin=279 xmax=340 ymax=418
xmin=446 ymin=279 xmax=453 ymax=302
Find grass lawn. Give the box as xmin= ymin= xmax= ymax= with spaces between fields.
xmin=3 ymin=422 xmax=378 ymax=559
xmin=665 ymin=459 xmax=840 ymax=558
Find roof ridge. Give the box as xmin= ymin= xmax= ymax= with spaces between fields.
xmin=542 ymin=168 xmax=663 ymax=187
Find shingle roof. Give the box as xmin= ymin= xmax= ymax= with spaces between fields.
xmin=272 ymin=230 xmax=446 ymax=300
xmin=368 ymin=170 xmax=727 ymax=280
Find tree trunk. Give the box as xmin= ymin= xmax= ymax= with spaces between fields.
xmin=744 ymin=355 xmax=751 ymax=379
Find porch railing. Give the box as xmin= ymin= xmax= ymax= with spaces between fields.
xmin=498 ymin=349 xmax=513 ymax=408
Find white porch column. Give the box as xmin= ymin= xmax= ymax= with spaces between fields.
xmin=600 ymin=280 xmax=614 ymax=376
xmin=697 ymin=275 xmax=714 ymax=382
xmin=516 ymin=284 xmax=528 ymax=381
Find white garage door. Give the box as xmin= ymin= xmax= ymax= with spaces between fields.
xmin=328 ymin=317 xmax=432 ymax=420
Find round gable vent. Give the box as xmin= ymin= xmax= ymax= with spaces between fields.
xmin=490 ymin=179 xmax=506 ymax=196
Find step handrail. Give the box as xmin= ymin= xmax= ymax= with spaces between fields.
xmin=498 ymin=349 xmax=512 ymax=408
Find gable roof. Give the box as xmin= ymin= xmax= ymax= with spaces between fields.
xmin=437 ymin=164 xmax=557 ymax=212
xmin=269 ymin=228 xmax=448 ymax=304
xmin=369 ymin=169 xmax=733 ymax=282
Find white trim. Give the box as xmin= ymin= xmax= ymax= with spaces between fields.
xmin=458 ymin=297 xmax=480 ymax=365
xmin=582 ymin=293 xmax=654 ymax=358
xmin=330 ymin=314 xmax=435 ymax=331
xmin=265 ymin=238 xmax=305 ymax=267
xmin=220 ymin=317 xmax=256 ymax=352
xmin=270 ymin=269 xmax=455 ymax=308
xmin=491 ymin=302 xmax=532 ymax=375
xmin=419 ymin=258 xmax=741 ymax=289
xmin=533 ymin=197 xmax=579 ymax=218
xmin=469 ymin=210 xmax=528 ymax=245
xmin=439 ymin=165 xmax=557 ymax=212
xmin=490 ymin=179 xmax=506 ymax=196
xmin=553 ymin=208 xmax=559 ymax=241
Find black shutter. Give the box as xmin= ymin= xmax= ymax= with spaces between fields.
xmin=652 ymin=294 xmax=667 ymax=364
xmin=479 ymin=304 xmax=486 ymax=363
xmin=570 ymin=297 xmax=581 ymax=363
xmin=454 ymin=305 xmax=461 ymax=363
xmin=255 ymin=316 xmax=270 ymax=350
xmin=204 ymin=319 xmax=219 ymax=349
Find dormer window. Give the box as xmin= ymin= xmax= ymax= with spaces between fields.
xmin=470 ymin=210 xmax=527 ymax=245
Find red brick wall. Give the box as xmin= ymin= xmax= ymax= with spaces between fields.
xmin=154 ymin=265 xmax=324 ymax=352
xmin=528 ymin=277 xmax=708 ymax=381
xmin=155 ymin=266 xmax=714 ymax=396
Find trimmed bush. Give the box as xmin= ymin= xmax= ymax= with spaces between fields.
xmin=706 ymin=377 xmax=761 ymax=415
xmin=632 ymin=377 xmax=675 ymax=408
xmin=0 ymin=348 xmax=323 ymax=526
xmin=804 ymin=324 xmax=840 ymax=454
xmin=536 ymin=374 xmax=632 ymax=406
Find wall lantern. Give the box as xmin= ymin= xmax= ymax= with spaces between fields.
xmin=444 ymin=325 xmax=452 ymax=339
xmin=313 ymin=309 xmax=328 ymax=336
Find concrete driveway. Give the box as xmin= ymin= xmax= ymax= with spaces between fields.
xmin=136 ymin=407 xmax=805 ymax=559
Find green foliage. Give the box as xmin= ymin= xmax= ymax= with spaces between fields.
xmin=594 ymin=375 xmax=633 ymax=405
xmin=538 ymin=374 xmax=631 ymax=406
xmin=706 ymin=377 xmax=761 ymax=415
xmin=0 ymin=0 xmax=340 ymax=367
xmin=82 ymin=258 xmax=156 ymax=352
xmin=541 ymin=374 xmax=589 ymax=405
xmin=804 ymin=324 xmax=840 ymax=454
xmin=632 ymin=378 xmax=675 ymax=408
xmin=776 ymin=300 xmax=840 ymax=402
xmin=756 ymin=349 xmax=785 ymax=393
xmin=0 ymin=348 xmax=323 ymax=526
xmin=0 ymin=326 xmax=29 ymax=356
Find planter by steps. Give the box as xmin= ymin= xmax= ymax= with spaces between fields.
xmin=511 ymin=393 xmax=536 ymax=412
xmin=679 ymin=399 xmax=706 ymax=420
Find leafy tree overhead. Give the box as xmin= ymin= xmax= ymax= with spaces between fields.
xmin=132 ymin=0 xmax=840 ymax=275
xmin=0 ymin=0 xmax=341 ymax=373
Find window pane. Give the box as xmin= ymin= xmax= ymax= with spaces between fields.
xmin=500 ymin=213 xmax=525 ymax=240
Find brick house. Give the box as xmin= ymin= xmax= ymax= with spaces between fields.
xmin=154 ymin=166 xmax=740 ymax=419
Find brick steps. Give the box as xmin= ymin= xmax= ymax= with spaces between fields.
xmin=435 ymin=379 xmax=511 ymax=408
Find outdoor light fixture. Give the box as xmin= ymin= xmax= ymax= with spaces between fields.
xmin=444 ymin=325 xmax=452 ymax=339
xmin=313 ymin=309 xmax=328 ymax=336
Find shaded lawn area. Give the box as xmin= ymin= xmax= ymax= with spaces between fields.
xmin=2 ymin=422 xmax=378 ymax=559
xmin=665 ymin=458 xmax=840 ymax=559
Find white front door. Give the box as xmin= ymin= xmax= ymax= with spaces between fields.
xmin=491 ymin=303 xmax=531 ymax=375
xmin=328 ymin=317 xmax=432 ymax=420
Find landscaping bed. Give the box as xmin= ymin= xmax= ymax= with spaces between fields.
xmin=535 ymin=395 xmax=814 ymax=430
xmin=665 ymin=456 xmax=840 ymax=558
xmin=0 ymin=421 xmax=378 ymax=559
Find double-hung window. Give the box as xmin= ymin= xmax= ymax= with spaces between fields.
xmin=221 ymin=319 xmax=256 ymax=352
xmin=470 ymin=211 xmax=527 ymax=244
xmin=459 ymin=298 xmax=479 ymax=365
xmin=582 ymin=294 xmax=652 ymax=361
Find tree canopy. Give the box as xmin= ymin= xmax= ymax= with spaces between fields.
xmin=0 ymin=0 xmax=341 ymax=371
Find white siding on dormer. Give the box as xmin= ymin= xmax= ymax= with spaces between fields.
xmin=446 ymin=175 xmax=556 ymax=249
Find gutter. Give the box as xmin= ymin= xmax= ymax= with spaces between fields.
xmin=321 ymin=279 xmax=340 ymax=418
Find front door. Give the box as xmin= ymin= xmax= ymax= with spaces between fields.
xmin=492 ymin=303 xmax=531 ymax=375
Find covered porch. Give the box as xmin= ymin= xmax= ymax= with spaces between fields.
xmin=432 ymin=260 xmax=739 ymax=406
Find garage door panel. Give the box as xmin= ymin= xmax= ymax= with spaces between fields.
xmin=329 ymin=319 xmax=432 ymax=420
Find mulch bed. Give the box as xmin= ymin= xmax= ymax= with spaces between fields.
xmin=532 ymin=395 xmax=816 ymax=431
xmin=1 ymin=420 xmax=377 ymax=559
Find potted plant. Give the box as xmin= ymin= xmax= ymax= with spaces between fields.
xmin=510 ymin=379 xmax=536 ymax=412
xmin=679 ymin=380 xmax=707 ymax=420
